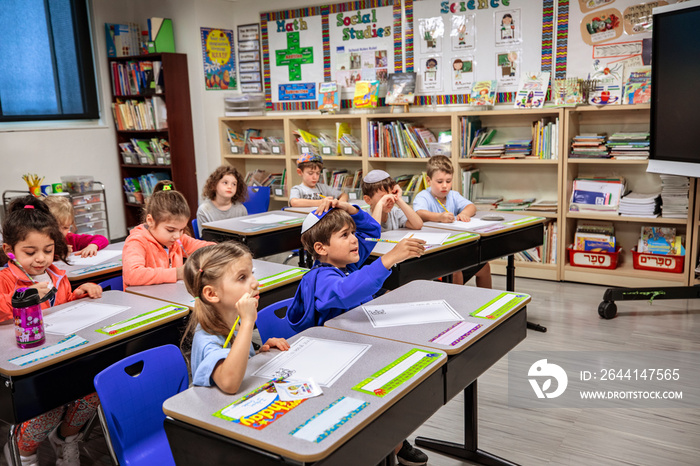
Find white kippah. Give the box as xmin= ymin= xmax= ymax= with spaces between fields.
xmin=301 ymin=208 xmax=334 ymax=234
xmin=362 ymin=169 xmax=391 ymax=184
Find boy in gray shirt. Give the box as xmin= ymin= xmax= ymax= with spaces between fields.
xmin=289 ymin=154 xmax=348 ymax=207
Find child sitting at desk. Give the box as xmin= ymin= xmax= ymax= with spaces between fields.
xmin=361 ymin=169 xmax=423 ymax=231
xmin=413 ymin=155 xmax=492 ymax=288
xmin=289 ymin=154 xmax=349 ymax=207
xmin=182 ymin=242 xmax=289 ymax=393
xmin=196 ymin=165 xmax=248 ymax=237
xmin=44 ymin=195 xmax=108 ymax=258
xmin=287 ymin=200 xmax=428 ymax=464
xmin=1 ymin=196 xmax=102 ymax=466
xmin=122 ymin=185 xmax=214 ymax=287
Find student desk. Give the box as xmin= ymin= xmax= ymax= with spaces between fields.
xmin=126 ymin=259 xmax=308 ymax=310
xmin=201 ymin=211 xmax=306 ymax=265
xmin=425 ymin=212 xmax=545 ymax=291
xmin=325 ymin=280 xmax=529 ymax=465
xmin=58 ymin=241 xmax=125 ymax=288
xmin=366 ymin=228 xmax=480 ymax=290
xmin=284 ymin=202 xmax=371 ymax=215
xmin=0 ymin=291 xmax=189 ymax=459
xmin=163 ymin=327 xmax=447 ymax=465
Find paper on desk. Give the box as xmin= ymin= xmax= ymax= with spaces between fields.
xmin=65 ymin=250 xmax=122 ymax=267
xmin=241 ymin=213 xmax=292 ymax=224
xmin=253 ymin=337 xmax=370 ymax=387
xmin=449 ymin=218 xmax=500 ymax=231
xmin=274 ymin=379 xmax=323 ymax=401
xmin=44 ymin=302 xmax=130 ymax=335
xmin=8 ymin=335 xmax=88 ymax=367
xmin=290 ymin=396 xmax=369 ymax=443
xmin=362 ymin=300 xmax=462 ymax=328
xmin=401 ymin=231 xmax=449 ymax=245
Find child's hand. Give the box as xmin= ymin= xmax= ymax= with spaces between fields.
xmin=67 ymin=244 xmax=74 ymax=255
xmin=391 ymin=184 xmax=403 ymax=198
xmin=30 ymin=281 xmax=53 ymax=299
xmin=314 ymin=197 xmax=336 ymax=215
xmin=76 ymin=244 xmax=99 ymax=257
xmin=260 ymin=337 xmax=290 ymax=352
xmin=75 ymin=283 xmax=103 ymax=299
xmin=235 ymin=292 xmax=259 ymax=324
xmin=378 ymin=193 xmax=396 ymax=213
xmin=439 ymin=211 xmax=455 ymax=223
xmin=456 ymin=212 xmax=471 ymax=222
xmin=381 ymin=237 xmax=426 ymax=269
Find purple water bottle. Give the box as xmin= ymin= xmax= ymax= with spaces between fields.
xmin=11 ymin=287 xmax=54 ymax=349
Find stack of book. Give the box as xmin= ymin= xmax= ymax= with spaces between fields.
xmin=471 ymin=143 xmax=505 ymax=158
xmin=461 ymin=167 xmax=481 ymax=200
xmin=638 ymin=226 xmax=683 ymax=255
xmin=619 ymin=192 xmax=661 ymax=218
xmin=569 ymin=134 xmax=609 ymax=159
xmin=607 ymin=132 xmax=650 ymax=160
xmin=525 ymin=199 xmax=558 ymax=212
xmin=367 ymin=121 xmax=437 ymax=158
xmin=245 ymin=169 xmax=286 ymax=187
xmin=466 ymin=128 xmax=497 ymax=157
xmin=510 ymin=221 xmax=557 ymax=264
xmin=503 ymin=140 xmax=532 ymax=158
xmin=573 ymin=221 xmax=616 ymax=252
xmin=110 ymin=60 xmax=161 ymax=95
xmin=495 ymin=198 xmax=535 ymax=211
xmin=473 ymin=195 xmax=504 ymax=210
xmin=569 ymin=176 xmax=625 ymax=213
xmin=660 ymin=175 xmax=690 ymax=219
xmin=112 ymin=96 xmax=167 ymax=131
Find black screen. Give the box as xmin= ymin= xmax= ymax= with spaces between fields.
xmin=650 ymin=6 xmax=700 ymax=163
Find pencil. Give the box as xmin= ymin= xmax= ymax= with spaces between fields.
xmin=365 ymin=238 xmax=400 ymax=243
xmin=7 ymin=253 xmax=37 ymax=283
xmin=223 ymin=315 xmax=240 ymax=349
xmin=435 ymin=197 xmax=449 ymax=213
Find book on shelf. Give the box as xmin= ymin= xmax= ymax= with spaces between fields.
xmin=503 ymin=139 xmax=532 ymax=158
xmin=111 ymin=97 xmax=166 ymax=131
xmin=321 ymin=169 xmax=363 ymax=190
xmin=574 ymin=221 xmax=616 ymax=252
xmin=526 ymin=199 xmax=557 ymax=212
xmin=576 ymin=220 xmax=615 ymax=236
xmin=385 ymin=72 xmax=417 ymax=105
xmin=639 ymin=226 xmax=679 ymax=255
xmin=459 ymin=116 xmax=482 ymax=157
xmin=513 ymin=71 xmax=550 ymax=109
xmin=531 ymin=117 xmax=559 ymax=159
xmin=569 ymin=177 xmax=625 ymax=213
xmin=105 ymin=23 xmax=141 ymax=57
xmin=495 ymin=198 xmax=535 ymax=211
xmin=353 ymin=80 xmax=380 ymax=108
xmin=619 ymin=191 xmax=660 ymax=218
xmin=367 ymin=120 xmax=437 ymax=158
xmin=111 ymin=60 xmax=161 ymax=96
xmin=318 ymin=81 xmax=340 ymax=113
xmin=607 ymin=132 xmax=650 ymax=159
xmin=461 ymin=167 xmax=480 ymax=200
xmin=470 ymin=80 xmax=498 ymax=106
xmin=510 ymin=220 xmax=557 ymax=264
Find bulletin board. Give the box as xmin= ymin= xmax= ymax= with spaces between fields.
xmin=261 ymin=0 xmax=404 ymax=110
xmin=406 ymin=0 xmax=554 ymax=104
xmin=557 ymin=0 xmax=677 ymax=80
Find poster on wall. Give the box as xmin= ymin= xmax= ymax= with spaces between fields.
xmin=200 ymin=27 xmax=236 ymax=90
xmin=238 ymin=24 xmax=263 ymax=93
xmin=409 ymin=0 xmax=549 ymax=101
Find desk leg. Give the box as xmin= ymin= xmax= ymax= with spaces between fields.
xmin=415 ymin=381 xmax=520 ymax=466
xmin=507 ymin=256 xmax=547 ymax=333
xmin=6 ymin=424 xmax=21 ymax=466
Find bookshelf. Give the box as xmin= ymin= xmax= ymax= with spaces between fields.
xmin=691 ymin=183 xmax=700 ymax=286
xmin=562 ymin=105 xmax=696 ymax=288
xmin=219 ymin=105 xmax=699 ymax=287
xmin=109 ymin=52 xmax=197 ymax=228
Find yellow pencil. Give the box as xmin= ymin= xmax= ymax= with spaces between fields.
xmin=223 ymin=315 xmax=241 ymax=348
xmin=435 ymin=197 xmax=449 ymax=213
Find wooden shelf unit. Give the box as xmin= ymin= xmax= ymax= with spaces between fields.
xmin=110 ymin=53 xmax=197 ymax=228
xmin=691 ymin=182 xmax=700 ymax=286
xmin=219 ymin=104 xmax=697 ymax=286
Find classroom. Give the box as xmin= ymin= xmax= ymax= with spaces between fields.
xmin=1 ymin=0 xmax=699 ymax=465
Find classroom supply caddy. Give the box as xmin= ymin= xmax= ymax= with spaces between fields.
xmin=631 ymin=248 xmax=685 ymax=273
xmin=567 ymin=246 xmax=621 ymax=270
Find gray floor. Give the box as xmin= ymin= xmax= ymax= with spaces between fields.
xmin=2 ymin=274 xmax=699 ymax=465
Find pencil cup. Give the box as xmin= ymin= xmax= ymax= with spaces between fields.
xmin=51 ymin=183 xmax=64 ymax=193
xmin=11 ymin=288 xmax=45 ymax=349
xmin=40 ymin=184 xmax=52 ymax=195
xmin=29 ymin=186 xmax=41 ymax=197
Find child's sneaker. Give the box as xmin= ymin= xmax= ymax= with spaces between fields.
xmin=3 ymin=443 xmax=39 ymax=466
xmin=396 ymin=439 xmax=428 ymax=466
xmin=48 ymin=427 xmax=82 ymax=466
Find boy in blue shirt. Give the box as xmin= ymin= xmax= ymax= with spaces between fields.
xmin=413 ymin=155 xmax=492 ymax=288
xmin=286 ymin=197 xmax=428 ymax=465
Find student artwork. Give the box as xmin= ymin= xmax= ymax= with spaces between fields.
xmin=495 ymin=9 xmax=521 ymax=46
xmin=589 ymin=60 xmax=622 ymax=104
xmin=623 ymin=2 xmax=667 ymax=35
xmin=496 ymin=50 xmax=520 ymax=89
xmin=451 ymin=14 xmax=475 ymax=50
xmin=580 ymin=8 xmax=623 ymax=45
xmin=451 ymin=57 xmax=474 ymax=93
xmin=514 ymin=71 xmax=550 ymax=109
xmin=622 ymin=65 xmax=651 ymax=105
xmin=553 ymin=77 xmax=583 ymax=105
xmin=318 ymin=81 xmax=340 ymax=113
xmin=353 ymin=80 xmax=380 ymax=108
xmin=578 ymin=0 xmax=616 ymax=13
xmin=419 ymin=17 xmax=444 ymax=54
xmin=200 ymin=28 xmax=236 ymax=90
xmin=385 ymin=72 xmax=417 ymax=105
xmin=470 ymin=80 xmax=498 ymax=106
xmin=419 ymin=56 xmax=442 ymax=92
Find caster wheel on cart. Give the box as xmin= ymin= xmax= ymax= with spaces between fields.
xmin=598 ymin=301 xmax=617 ymax=319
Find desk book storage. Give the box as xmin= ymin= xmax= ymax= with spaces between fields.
xmin=219 ymin=105 xmax=698 ymax=288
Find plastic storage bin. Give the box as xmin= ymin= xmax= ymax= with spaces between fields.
xmin=271 ymin=185 xmax=287 ymax=198
xmin=342 ymin=188 xmax=363 ymax=201
xmin=224 ymin=93 xmax=265 ymax=116
xmin=76 ymin=220 xmax=107 ymax=234
xmin=62 ymin=176 xmax=94 ymax=193
xmin=568 ymin=246 xmax=621 ymax=270
xmin=122 ymin=152 xmax=139 ymax=165
xmin=71 ymin=193 xmax=103 ymax=206
xmin=427 ymin=142 xmax=451 ymax=156
xmin=75 ymin=211 xmax=106 ymax=224
xmin=631 ymin=248 xmax=685 ymax=273
xmin=74 ymin=202 xmax=105 ymax=215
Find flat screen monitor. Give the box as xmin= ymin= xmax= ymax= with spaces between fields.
xmin=647 ymin=1 xmax=700 ymax=178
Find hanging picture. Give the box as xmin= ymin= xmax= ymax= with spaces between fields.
xmin=451 ymin=56 xmax=474 ymax=92
xmin=496 ymin=50 xmax=520 ymax=90
xmin=419 ymin=17 xmax=444 ymax=54
xmin=495 ymin=9 xmax=521 ymax=46
xmin=451 ymin=14 xmax=475 ymax=51
xmin=200 ymin=27 xmax=236 ymax=90
xmin=419 ymin=56 xmax=442 ymax=92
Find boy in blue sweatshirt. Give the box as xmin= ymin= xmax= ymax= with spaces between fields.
xmin=285 ymin=197 xmax=428 ymax=466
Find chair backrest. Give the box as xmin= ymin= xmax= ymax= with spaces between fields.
xmin=242 ymin=186 xmax=271 ymax=215
xmin=191 ymin=218 xmax=200 ymax=240
xmin=94 ymin=344 xmax=188 ymax=466
xmin=256 ymin=297 xmax=297 ymax=342
xmin=98 ymin=276 xmax=123 ymax=292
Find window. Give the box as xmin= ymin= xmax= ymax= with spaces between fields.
xmin=0 ymin=0 xmax=99 ymax=122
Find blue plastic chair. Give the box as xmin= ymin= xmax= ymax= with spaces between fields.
xmin=256 ymin=298 xmax=297 ymax=342
xmin=191 ymin=218 xmax=201 ymax=239
xmin=243 ymin=186 xmax=271 ymax=214
xmin=98 ymin=276 xmax=123 ymax=292
xmin=94 ymin=344 xmax=188 ymax=466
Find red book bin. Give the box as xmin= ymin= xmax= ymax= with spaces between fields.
xmin=631 ymin=247 xmax=685 ymax=273
xmin=567 ymin=246 xmax=621 ymax=270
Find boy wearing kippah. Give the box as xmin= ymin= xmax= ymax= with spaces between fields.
xmin=289 ymin=154 xmax=349 ymax=207
xmin=361 ymin=170 xmax=422 ymax=231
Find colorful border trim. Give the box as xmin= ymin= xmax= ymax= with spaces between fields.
xmin=443 ymin=231 xmax=478 ymax=246
xmin=289 ymin=396 xmax=369 ymax=443
xmin=352 ymin=348 xmax=440 ymax=397
xmin=505 ymin=216 xmax=544 ymax=226
xmin=555 ymin=0 xmax=569 ymax=79
xmin=429 ymin=321 xmax=483 ymax=346
xmin=541 ymin=0 xmax=554 ymax=74
xmin=405 ymin=0 xmax=414 ymax=72
xmin=9 ymin=334 xmax=88 ymax=367
xmin=469 ymin=293 xmax=528 ymax=320
xmin=96 ymin=305 xmax=186 ymax=336
xmin=393 ymin=0 xmax=403 ymax=72
xmin=258 ymin=268 xmax=308 ymax=290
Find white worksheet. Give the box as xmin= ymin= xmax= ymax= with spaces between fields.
xmin=362 ymin=300 xmax=463 ymax=328
xmin=401 ymin=231 xmax=450 ymax=245
xmin=44 ymin=302 xmax=130 ymax=335
xmin=448 ymin=218 xmax=501 ymax=231
xmin=253 ymin=337 xmax=370 ymax=387
xmin=64 ymin=250 xmax=121 ymax=267
xmin=241 ymin=214 xmax=292 ymax=224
